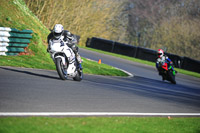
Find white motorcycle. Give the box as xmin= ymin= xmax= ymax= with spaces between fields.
xmin=49 ymin=36 xmax=83 ymax=81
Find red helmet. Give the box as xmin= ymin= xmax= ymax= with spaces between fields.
xmin=158 ymin=49 xmax=164 ymax=58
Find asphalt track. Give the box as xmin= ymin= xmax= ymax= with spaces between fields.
xmin=0 ymin=48 xmax=200 ymax=116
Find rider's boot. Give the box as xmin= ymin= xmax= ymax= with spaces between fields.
xmin=77 ymin=59 xmax=82 ymax=70
xmin=76 ymin=53 xmax=82 ymax=70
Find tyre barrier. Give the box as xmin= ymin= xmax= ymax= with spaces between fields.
xmin=86 ymin=37 xmax=200 ymax=73
xmin=0 ymin=27 xmax=33 ymax=56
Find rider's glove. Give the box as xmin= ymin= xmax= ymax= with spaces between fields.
xmin=47 ymin=48 xmax=50 ymax=53
xmin=63 ymin=36 xmax=68 ymax=42
xmin=170 ymin=61 xmax=173 ymax=66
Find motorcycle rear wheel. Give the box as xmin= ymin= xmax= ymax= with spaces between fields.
xmin=56 ymin=58 xmax=67 ymax=80
xmin=73 ymin=70 xmax=83 ymax=81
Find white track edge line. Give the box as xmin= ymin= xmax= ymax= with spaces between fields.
xmin=0 ymin=112 xmax=200 ymax=116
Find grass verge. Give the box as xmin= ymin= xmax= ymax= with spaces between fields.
xmin=0 ymin=117 xmax=200 ymax=133
xmin=0 ymin=55 xmax=129 ymax=77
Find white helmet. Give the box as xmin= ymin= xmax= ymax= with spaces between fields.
xmin=53 ymin=24 xmax=64 ymax=39
xmin=158 ymin=49 xmax=164 ymax=58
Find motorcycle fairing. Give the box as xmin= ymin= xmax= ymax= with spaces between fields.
xmin=161 ymin=62 xmax=168 ymax=71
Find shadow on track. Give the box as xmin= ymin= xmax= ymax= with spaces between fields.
xmin=84 ymin=75 xmax=200 ymax=108
xmin=0 ymin=67 xmax=60 ymax=80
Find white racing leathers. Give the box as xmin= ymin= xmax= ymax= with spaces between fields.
xmin=49 ymin=36 xmax=83 ymax=81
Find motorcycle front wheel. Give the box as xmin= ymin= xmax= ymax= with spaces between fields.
xmin=168 ymin=71 xmax=176 ymax=84
xmin=56 ymin=58 xmax=67 ymax=80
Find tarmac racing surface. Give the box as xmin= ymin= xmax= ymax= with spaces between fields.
xmin=0 ymin=48 xmax=200 ymax=116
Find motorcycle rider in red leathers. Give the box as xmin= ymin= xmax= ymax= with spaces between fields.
xmin=156 ymin=49 xmax=176 ymax=80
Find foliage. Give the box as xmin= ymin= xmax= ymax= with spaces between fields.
xmin=151 ymin=16 xmax=200 ymax=60
xmin=25 ymin=0 xmax=129 ymax=46
xmin=25 ymin=0 xmax=200 ymax=60
xmin=125 ymin=0 xmax=200 ymax=60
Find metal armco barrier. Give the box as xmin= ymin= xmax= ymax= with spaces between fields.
xmin=86 ymin=37 xmax=200 ymax=73
xmin=0 ymin=27 xmax=33 ymax=56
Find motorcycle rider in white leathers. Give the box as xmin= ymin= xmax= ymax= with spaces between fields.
xmin=47 ymin=24 xmax=82 ymax=70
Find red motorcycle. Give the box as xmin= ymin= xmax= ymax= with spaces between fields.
xmin=159 ymin=62 xmax=176 ymax=84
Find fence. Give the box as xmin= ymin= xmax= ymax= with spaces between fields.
xmin=0 ymin=27 xmax=33 ymax=56
xmin=86 ymin=37 xmax=200 ymax=73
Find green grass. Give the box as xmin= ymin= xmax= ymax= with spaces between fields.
xmin=0 ymin=117 xmax=200 ymax=133
xmin=0 ymin=55 xmax=128 ymax=77
xmin=82 ymin=46 xmax=200 ymax=78
xmin=82 ymin=58 xmax=128 ymax=77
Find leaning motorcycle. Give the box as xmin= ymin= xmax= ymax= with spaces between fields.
xmin=48 ymin=37 xmax=83 ymax=81
xmin=158 ymin=61 xmax=176 ymax=84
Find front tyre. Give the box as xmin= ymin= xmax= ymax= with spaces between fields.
xmin=56 ymin=58 xmax=67 ymax=80
xmin=168 ymin=71 xmax=176 ymax=84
